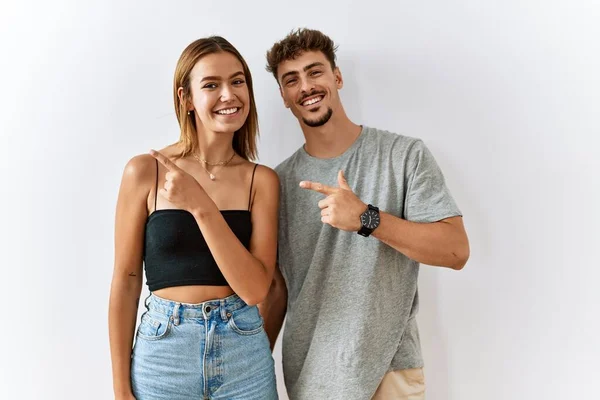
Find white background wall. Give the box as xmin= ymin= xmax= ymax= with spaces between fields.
xmin=1 ymin=0 xmax=598 ymax=399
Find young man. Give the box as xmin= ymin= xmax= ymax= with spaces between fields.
xmin=261 ymin=28 xmax=470 ymax=400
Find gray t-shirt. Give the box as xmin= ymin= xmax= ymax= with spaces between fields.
xmin=275 ymin=126 xmax=461 ymax=400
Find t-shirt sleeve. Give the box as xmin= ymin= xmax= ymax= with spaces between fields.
xmin=403 ymin=139 xmax=462 ymax=222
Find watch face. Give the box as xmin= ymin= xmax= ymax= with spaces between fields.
xmin=361 ymin=209 xmax=380 ymax=229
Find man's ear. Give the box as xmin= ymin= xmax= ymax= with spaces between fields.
xmin=333 ymin=67 xmax=343 ymax=89
xmin=280 ymin=86 xmax=290 ymax=108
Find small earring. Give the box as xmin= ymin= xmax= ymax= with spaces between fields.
xmin=187 ymin=110 xmax=191 ymax=116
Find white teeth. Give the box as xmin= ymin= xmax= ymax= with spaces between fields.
xmin=216 ymin=107 xmax=238 ymax=115
xmin=303 ymin=96 xmax=322 ymax=106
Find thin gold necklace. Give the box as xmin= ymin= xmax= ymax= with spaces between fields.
xmin=195 ymin=151 xmax=236 ymax=166
xmin=192 ymin=152 xmax=236 ymax=181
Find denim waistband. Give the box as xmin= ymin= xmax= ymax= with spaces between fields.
xmin=145 ymin=293 xmax=247 ymax=323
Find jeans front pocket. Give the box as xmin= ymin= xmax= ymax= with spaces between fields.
xmin=228 ymin=304 xmax=264 ymax=336
xmin=136 ymin=311 xmax=171 ymax=341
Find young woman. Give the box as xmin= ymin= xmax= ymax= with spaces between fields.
xmin=108 ymin=37 xmax=279 ymax=400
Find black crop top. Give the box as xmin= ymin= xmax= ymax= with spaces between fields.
xmin=143 ymin=161 xmax=257 ymax=291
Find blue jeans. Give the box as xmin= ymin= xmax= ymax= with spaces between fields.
xmin=131 ymin=293 xmax=277 ymax=400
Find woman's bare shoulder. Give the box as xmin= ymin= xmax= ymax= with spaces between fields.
xmin=252 ymin=163 xmax=280 ymax=192
xmin=122 ymin=143 xmax=180 ymax=181
xmin=122 ymin=153 xmax=156 ymax=184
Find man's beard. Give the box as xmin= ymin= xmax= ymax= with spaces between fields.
xmin=302 ymin=107 xmax=333 ymax=127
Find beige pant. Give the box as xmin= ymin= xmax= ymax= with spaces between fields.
xmin=371 ymin=368 xmax=425 ymax=399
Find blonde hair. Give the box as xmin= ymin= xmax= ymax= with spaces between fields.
xmin=173 ymin=36 xmax=259 ymax=160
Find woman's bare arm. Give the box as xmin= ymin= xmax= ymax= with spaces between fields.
xmin=108 ymin=155 xmax=153 ymax=398
xmin=194 ymin=165 xmax=280 ymax=305
xmin=150 ymin=151 xmax=280 ymax=306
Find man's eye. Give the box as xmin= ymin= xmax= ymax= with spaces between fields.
xmin=286 ymin=79 xmax=297 ymax=86
xmin=310 ymin=70 xmax=322 ymax=76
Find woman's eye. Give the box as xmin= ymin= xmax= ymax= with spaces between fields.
xmin=203 ymin=83 xmax=217 ymax=89
xmin=233 ymin=79 xmax=245 ymax=85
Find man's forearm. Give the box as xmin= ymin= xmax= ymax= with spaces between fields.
xmin=372 ymin=213 xmax=469 ymax=270
xmin=258 ymin=269 xmax=288 ymax=350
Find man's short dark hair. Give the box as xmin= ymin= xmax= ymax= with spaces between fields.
xmin=266 ymin=28 xmax=338 ymax=82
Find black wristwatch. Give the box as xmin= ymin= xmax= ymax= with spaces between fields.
xmin=357 ymin=204 xmax=380 ymax=237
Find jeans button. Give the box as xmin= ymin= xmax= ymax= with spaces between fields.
xmin=205 ymin=306 xmax=211 ymax=313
